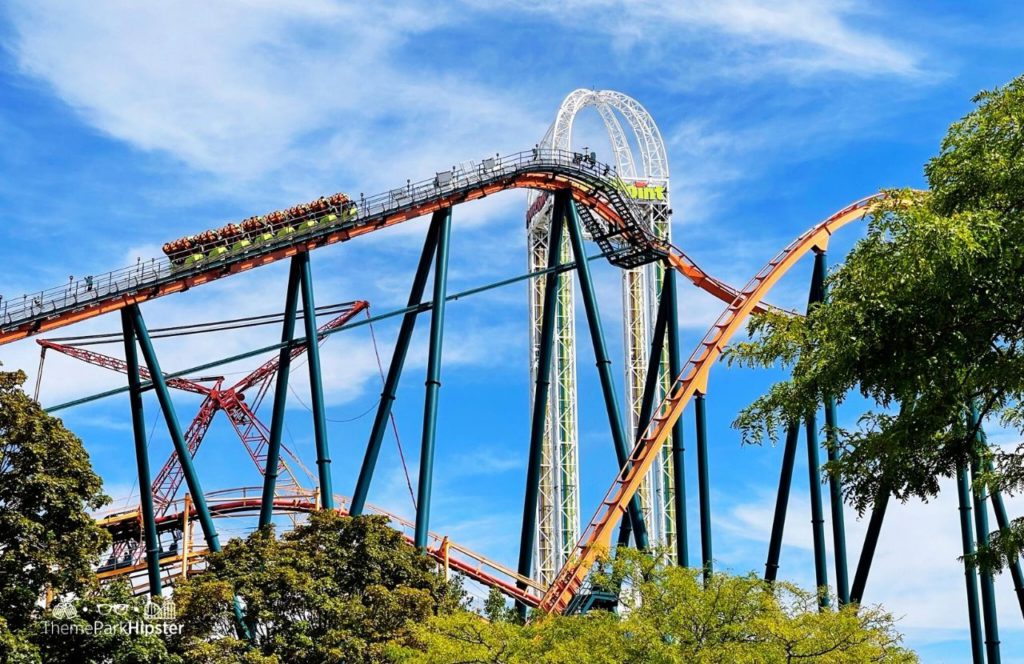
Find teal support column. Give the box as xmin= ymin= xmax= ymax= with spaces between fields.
xmin=120 ymin=309 xmax=162 ymax=597
xmin=849 ymin=490 xmax=888 ymax=604
xmin=259 ymin=257 xmax=303 ymax=528
xmin=969 ymin=405 xmax=1002 ymax=661
xmin=804 ymin=250 xmax=830 ymax=608
xmin=415 ymin=207 xmax=452 ymax=550
xmin=517 ymin=191 xmax=566 ymax=618
xmin=987 ymin=465 xmax=1024 ymax=618
xmin=296 ymin=251 xmax=333 ymax=510
xmin=619 ymin=257 xmax=672 ymax=548
xmin=971 ymin=459 xmax=1001 ymax=663
xmin=764 ymin=421 xmax=800 ymax=582
xmin=351 ymin=213 xmax=441 ymax=516
xmin=823 ymin=396 xmax=850 ymax=604
xmin=976 ymin=420 xmax=1024 ymax=619
xmin=958 ymin=462 xmax=986 ymax=664
xmin=805 ymin=412 xmax=830 ymax=609
xmin=812 ymin=250 xmax=850 ymax=604
xmin=128 ymin=305 xmax=251 ymax=639
xmin=632 ymin=266 xmax=670 ymax=452
xmin=565 ymin=196 xmax=648 ymax=550
xmin=664 ymin=269 xmax=688 ymax=567
xmin=128 ymin=305 xmax=220 ymax=552
xmin=694 ymin=392 xmax=712 ymax=581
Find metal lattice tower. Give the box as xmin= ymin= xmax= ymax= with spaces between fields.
xmin=527 ymin=90 xmax=674 ymax=584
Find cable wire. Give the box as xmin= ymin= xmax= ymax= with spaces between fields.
xmin=49 ymin=302 xmax=361 ymax=346
xmin=367 ymin=307 xmax=417 ymax=510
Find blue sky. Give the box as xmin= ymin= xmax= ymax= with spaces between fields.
xmin=1 ymin=1 xmax=1023 ymax=660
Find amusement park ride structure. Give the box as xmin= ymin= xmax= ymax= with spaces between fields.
xmin=527 ymin=90 xmax=675 ymax=586
xmin=2 ymin=91 xmax=1021 ymax=661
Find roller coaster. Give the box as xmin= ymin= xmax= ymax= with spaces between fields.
xmin=3 ymin=90 xmax=1021 ymax=662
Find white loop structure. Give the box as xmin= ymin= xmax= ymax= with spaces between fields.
xmin=543 ymin=89 xmax=668 ymax=183
xmin=527 ymin=89 xmax=674 ymax=585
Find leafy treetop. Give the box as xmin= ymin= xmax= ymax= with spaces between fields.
xmin=726 ymin=75 xmax=1024 ymax=567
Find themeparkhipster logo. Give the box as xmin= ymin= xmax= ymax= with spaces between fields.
xmin=44 ymin=597 xmax=182 ymax=636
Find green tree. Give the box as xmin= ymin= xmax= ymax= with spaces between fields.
xmin=396 ymin=551 xmax=915 ymax=663
xmin=725 ymin=75 xmax=1024 ymax=567
xmin=169 ymin=511 xmax=463 ymax=664
xmin=0 ymin=614 xmax=40 ymax=664
xmin=481 ymin=587 xmax=516 ymax=624
xmin=0 ymin=368 xmax=110 ymax=631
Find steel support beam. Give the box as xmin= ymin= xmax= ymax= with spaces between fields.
xmin=518 ymin=191 xmax=566 ymax=617
xmin=128 ymin=305 xmax=221 ymax=553
xmin=812 ymin=251 xmax=850 ymax=605
xmin=415 ymin=207 xmax=452 ymax=550
xmin=620 ymin=254 xmax=672 ymax=548
xmin=296 ymin=251 xmax=333 ymax=510
xmin=259 ymin=257 xmax=303 ymax=528
xmin=664 ymin=269 xmax=688 ymax=567
xmin=764 ymin=421 xmax=800 ymax=583
xmin=823 ymin=396 xmax=849 ymax=604
xmin=969 ymin=404 xmax=1002 ymax=661
xmin=849 ymin=490 xmax=888 ymax=605
xmin=804 ymin=250 xmax=830 ymax=607
xmin=958 ymin=462 xmax=986 ymax=664
xmin=128 ymin=305 xmax=251 ymax=638
xmin=120 ymin=309 xmax=162 ymax=596
xmin=971 ymin=459 xmax=1001 ymax=663
xmin=987 ymin=467 xmax=1024 ymax=619
xmin=975 ymin=418 xmax=1024 ymax=621
xmin=805 ymin=412 xmax=830 ymax=608
xmin=694 ymin=392 xmax=712 ymax=581
xmin=350 ymin=213 xmax=441 ymax=516
xmin=565 ymin=196 xmax=648 ymax=550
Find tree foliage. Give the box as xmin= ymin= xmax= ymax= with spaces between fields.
xmin=725 ymin=75 xmax=1024 ymax=566
xmin=396 ymin=551 xmax=915 ymax=663
xmin=0 ymin=368 xmax=109 ymax=632
xmin=170 ymin=511 xmax=463 ymax=664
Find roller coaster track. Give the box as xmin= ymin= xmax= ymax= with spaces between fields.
xmin=95 ymin=487 xmax=545 ymax=607
xmin=539 ymin=194 xmax=886 ymax=612
xmin=85 ymin=191 xmax=886 ymax=615
xmin=0 ymin=149 xmax=761 ymax=348
xmin=1 ymin=146 xmax=887 ymax=616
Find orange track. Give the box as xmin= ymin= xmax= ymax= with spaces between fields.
xmin=97 ymin=490 xmax=544 ymax=607
xmin=539 ymin=194 xmax=886 ymax=613
xmin=0 ymin=170 xmax=758 ymax=347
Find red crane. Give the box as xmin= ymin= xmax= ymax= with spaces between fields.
xmin=37 ymin=301 xmax=370 ymax=515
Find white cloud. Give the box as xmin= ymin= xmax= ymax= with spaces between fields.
xmin=6 ymin=0 xmax=546 ymax=198
xmin=5 ymin=0 xmax=926 ymax=210
xmin=477 ymin=0 xmax=921 ymax=80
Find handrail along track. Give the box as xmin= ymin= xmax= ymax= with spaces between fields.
xmin=96 ymin=487 xmax=545 ymax=607
xmin=0 ymin=149 xmax=761 ymax=347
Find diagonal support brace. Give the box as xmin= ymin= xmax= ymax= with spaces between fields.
xmin=564 ymin=193 xmax=649 ymax=551
xmin=415 ymin=207 xmax=453 ymax=550
xmin=350 ymin=213 xmax=442 ymax=516
xmin=259 ymin=256 xmax=303 ymax=528
xmin=121 ymin=308 xmax=162 ymax=596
